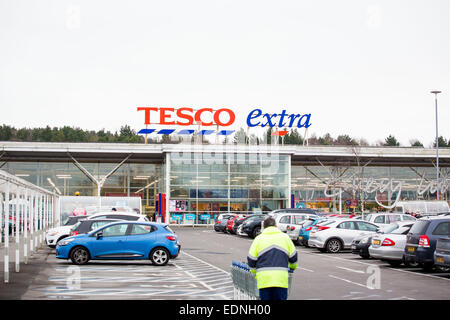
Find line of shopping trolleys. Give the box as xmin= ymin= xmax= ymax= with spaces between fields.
xmin=230 ymin=261 xmax=293 ymax=300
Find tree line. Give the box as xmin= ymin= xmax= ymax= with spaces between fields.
xmin=0 ymin=124 xmax=448 ymax=147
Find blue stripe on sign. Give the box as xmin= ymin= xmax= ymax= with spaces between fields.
xmin=197 ymin=130 xmax=215 ymax=135
xmin=157 ymin=129 xmax=176 ymax=134
xmin=138 ymin=129 xmax=156 ymax=134
xmin=177 ymin=129 xmax=195 ymax=135
xmin=217 ymin=130 xmax=235 ymax=135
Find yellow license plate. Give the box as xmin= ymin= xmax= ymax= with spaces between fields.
xmin=436 ymin=256 xmax=444 ymax=263
xmin=299 ymin=236 xmax=303 ymax=240
xmin=408 ymin=246 xmax=415 ymax=253
xmin=373 ymin=240 xmax=380 ymax=245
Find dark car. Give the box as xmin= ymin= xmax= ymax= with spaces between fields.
xmin=404 ymin=217 xmax=450 ymax=271
xmin=232 ymin=215 xmax=251 ymax=234
xmin=434 ymin=237 xmax=450 ymax=270
xmin=70 ymin=218 xmax=122 ymax=236
xmin=214 ymin=214 xmax=234 ymax=232
xmin=241 ymin=214 xmax=267 ymax=238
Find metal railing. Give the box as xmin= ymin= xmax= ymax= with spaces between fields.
xmin=0 ymin=170 xmax=59 ymax=283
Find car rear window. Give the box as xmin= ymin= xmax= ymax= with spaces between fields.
xmin=409 ymin=220 xmax=430 ymax=234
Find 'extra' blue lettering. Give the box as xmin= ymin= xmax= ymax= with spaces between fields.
xmin=246 ymin=109 xmax=312 ymax=128
xmin=246 ymin=109 xmax=262 ymax=127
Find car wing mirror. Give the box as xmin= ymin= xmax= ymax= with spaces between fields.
xmin=96 ymin=232 xmax=103 ymax=239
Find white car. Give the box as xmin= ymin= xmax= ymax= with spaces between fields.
xmin=364 ymin=213 xmax=416 ymax=226
xmin=309 ymin=218 xmax=381 ymax=253
xmin=45 ymin=215 xmax=90 ymax=248
xmin=271 ymin=212 xmax=318 ymax=235
xmin=369 ymin=222 xmax=416 ymax=267
xmin=87 ymin=211 xmax=149 ymax=222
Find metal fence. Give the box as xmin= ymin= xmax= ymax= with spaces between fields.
xmin=230 ymin=261 xmax=294 ymax=300
xmin=0 ymin=169 xmax=59 ymax=283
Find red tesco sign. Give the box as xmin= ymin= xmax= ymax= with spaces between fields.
xmin=137 ymin=107 xmax=235 ymax=126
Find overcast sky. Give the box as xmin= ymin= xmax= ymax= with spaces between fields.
xmin=1 ymin=0 xmax=449 ymax=147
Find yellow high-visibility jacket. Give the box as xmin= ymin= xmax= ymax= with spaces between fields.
xmin=247 ymin=226 xmax=298 ymax=289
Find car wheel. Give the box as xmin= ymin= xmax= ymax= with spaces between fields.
xmin=387 ymin=260 xmax=402 ymax=267
xmin=326 ymin=239 xmax=342 ymax=253
xmin=251 ymin=227 xmax=261 ymax=239
xmin=436 ymin=265 xmax=450 ymax=272
xmin=150 ymin=247 xmax=170 ymax=266
xmin=70 ymin=246 xmax=90 ymax=265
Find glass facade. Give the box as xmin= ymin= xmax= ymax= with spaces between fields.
xmin=1 ymin=149 xmax=448 ymax=223
xmin=169 ymin=153 xmax=290 ymax=224
xmin=291 ymin=165 xmax=449 ymax=213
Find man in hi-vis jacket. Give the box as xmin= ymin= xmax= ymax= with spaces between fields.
xmin=247 ymin=216 xmax=298 ymax=300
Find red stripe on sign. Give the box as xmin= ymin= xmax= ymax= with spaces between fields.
xmin=271 ymin=131 xmax=289 ymax=136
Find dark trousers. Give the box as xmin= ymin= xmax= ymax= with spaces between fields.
xmin=259 ymin=287 xmax=288 ymax=300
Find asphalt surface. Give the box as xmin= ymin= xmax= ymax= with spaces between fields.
xmin=1 ymin=227 xmax=449 ymax=300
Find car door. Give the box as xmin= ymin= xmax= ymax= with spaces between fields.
xmin=90 ymin=223 xmax=130 ymax=258
xmin=355 ymin=221 xmax=380 ymax=237
xmin=335 ymin=221 xmax=359 ymax=247
xmin=277 ymin=214 xmax=291 ymax=232
xmin=123 ymin=224 xmax=156 ymax=257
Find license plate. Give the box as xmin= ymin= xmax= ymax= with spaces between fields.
xmin=407 ymin=246 xmax=415 ymax=253
xmin=310 ymin=232 xmax=315 ymax=237
xmin=351 ymin=245 xmax=356 ymax=250
xmin=299 ymin=236 xmax=303 ymax=240
xmin=436 ymin=256 xmax=444 ymax=263
xmin=373 ymin=240 xmax=380 ymax=245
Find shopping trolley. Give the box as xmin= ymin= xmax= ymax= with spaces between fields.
xmin=230 ymin=261 xmax=294 ymax=300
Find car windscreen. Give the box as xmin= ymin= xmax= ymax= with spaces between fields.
xmin=63 ymin=216 xmax=87 ymax=226
xmin=71 ymin=221 xmax=82 ymax=231
xmin=408 ymin=220 xmax=430 ymax=234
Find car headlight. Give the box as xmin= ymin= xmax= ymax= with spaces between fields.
xmin=58 ymin=238 xmax=75 ymax=246
xmin=360 ymin=237 xmax=369 ymax=244
xmin=47 ymin=231 xmax=59 ymax=236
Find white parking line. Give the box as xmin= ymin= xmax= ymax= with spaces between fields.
xmin=328 ymin=275 xmax=368 ymax=289
xmin=336 ymin=266 xmax=365 ymax=274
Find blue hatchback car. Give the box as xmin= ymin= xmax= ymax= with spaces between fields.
xmin=56 ymin=221 xmax=181 ymax=266
xmin=298 ymin=218 xmax=327 ymax=246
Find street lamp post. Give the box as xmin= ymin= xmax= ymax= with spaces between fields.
xmin=431 ymin=90 xmax=441 ymax=200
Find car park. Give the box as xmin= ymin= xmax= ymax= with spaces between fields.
xmin=434 ymin=238 xmax=450 ymax=270
xmin=45 ymin=215 xmax=91 ymax=248
xmin=355 ymin=222 xmax=415 ymax=263
xmin=56 ymin=221 xmax=180 ymax=266
xmin=404 ymin=216 xmax=450 ymax=271
xmin=309 ymin=219 xmax=380 ymax=253
xmin=364 ymin=213 xmax=416 ymax=226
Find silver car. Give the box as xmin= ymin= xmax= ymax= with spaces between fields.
xmin=364 ymin=213 xmax=416 ymax=226
xmin=309 ymin=219 xmax=380 ymax=253
xmin=368 ymin=222 xmax=416 ymax=267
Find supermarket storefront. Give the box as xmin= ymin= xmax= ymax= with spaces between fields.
xmin=0 ymin=142 xmax=449 ymax=224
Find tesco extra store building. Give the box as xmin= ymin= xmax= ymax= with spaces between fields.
xmin=1 ymin=141 xmax=449 ymax=224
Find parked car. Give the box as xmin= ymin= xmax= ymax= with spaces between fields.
xmin=70 ymin=218 xmax=122 ymax=236
xmin=45 ymin=215 xmax=91 ymax=248
xmin=434 ymin=238 xmax=450 ymax=270
xmin=285 ymin=217 xmax=318 ymax=244
xmin=240 ymin=214 xmax=267 ymax=238
xmin=227 ymin=215 xmax=247 ymax=234
xmin=364 ymin=213 xmax=416 ymax=226
xmin=56 ymin=221 xmax=180 ymax=266
xmin=87 ymin=211 xmax=149 ymax=222
xmin=297 ymin=218 xmax=329 ymax=247
xmin=272 ymin=212 xmax=318 ymax=233
xmin=404 ymin=216 xmax=450 ymax=271
xmin=269 ymin=208 xmax=318 ymax=216
xmin=354 ymin=221 xmax=415 ymax=262
xmin=214 ymin=214 xmax=234 ymax=232
xmin=232 ymin=215 xmax=250 ymax=234
xmin=309 ymin=219 xmax=380 ymax=253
